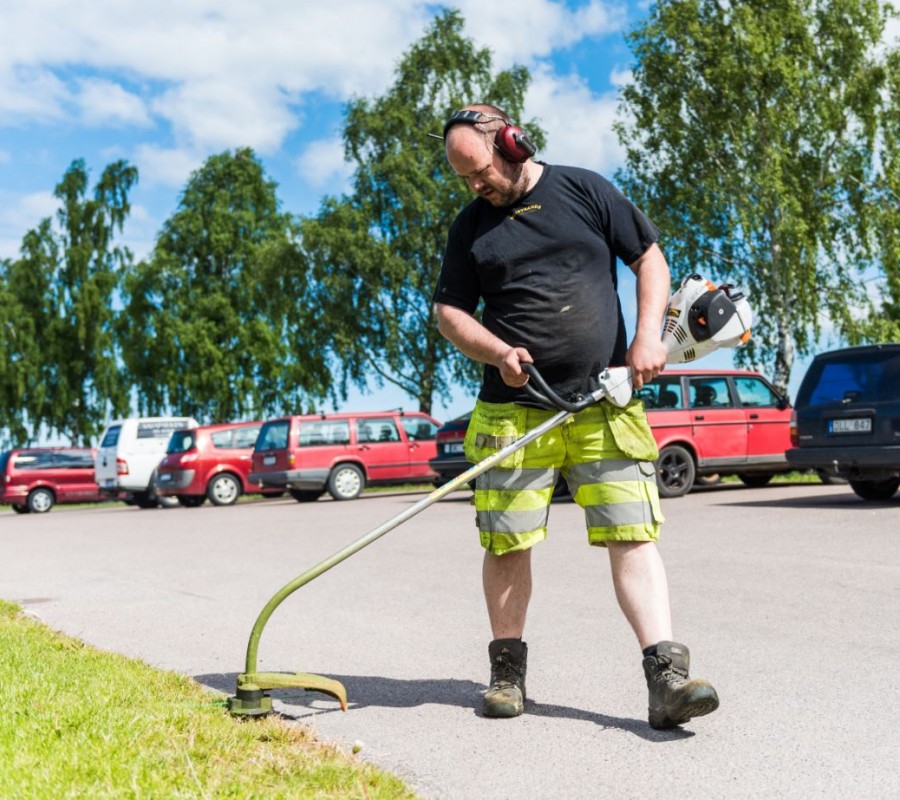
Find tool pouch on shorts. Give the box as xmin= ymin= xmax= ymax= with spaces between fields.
xmin=464 ymin=401 xmax=528 ymax=470
xmin=601 ymin=398 xmax=660 ymax=462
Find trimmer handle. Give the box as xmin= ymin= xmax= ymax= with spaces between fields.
xmin=521 ymin=364 xmax=600 ymax=412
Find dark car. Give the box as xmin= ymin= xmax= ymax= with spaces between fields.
xmin=786 ymin=343 xmax=900 ymax=500
xmin=0 ymin=447 xmax=107 ymax=513
xmin=429 ymin=412 xmax=472 ymax=486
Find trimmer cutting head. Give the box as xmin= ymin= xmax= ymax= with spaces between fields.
xmin=662 ymin=274 xmax=752 ymax=363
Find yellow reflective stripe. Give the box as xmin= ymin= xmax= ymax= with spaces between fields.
xmin=575 ymin=480 xmax=650 ymax=507
xmin=475 ymin=486 xmax=554 ymax=512
xmin=587 ymin=523 xmax=659 ymax=544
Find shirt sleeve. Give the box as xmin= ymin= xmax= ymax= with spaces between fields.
xmin=597 ymin=176 xmax=660 ymax=266
xmin=432 ymin=211 xmax=481 ymax=314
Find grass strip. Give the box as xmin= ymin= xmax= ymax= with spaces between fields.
xmin=0 ymin=600 xmax=418 ymax=799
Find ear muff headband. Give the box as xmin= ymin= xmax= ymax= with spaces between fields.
xmin=443 ymin=109 xmax=537 ymax=164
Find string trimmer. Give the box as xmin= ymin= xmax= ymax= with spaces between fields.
xmin=227 ymin=274 xmax=752 ymax=716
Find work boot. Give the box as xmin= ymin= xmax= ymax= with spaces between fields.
xmin=483 ymin=638 xmax=527 ymax=718
xmin=642 ymin=641 xmax=719 ymax=729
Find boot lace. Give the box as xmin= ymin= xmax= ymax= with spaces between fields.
xmin=491 ymin=651 xmax=524 ymax=689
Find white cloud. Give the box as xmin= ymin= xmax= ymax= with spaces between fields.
xmin=77 ymin=79 xmax=151 ymax=127
xmin=525 ymin=63 xmax=625 ymax=176
xmin=295 ymin=137 xmax=354 ymax=191
xmin=0 ymin=190 xmax=61 ymax=259
xmin=0 ymin=65 xmax=69 ymax=120
xmin=133 ymin=144 xmax=203 ymax=188
xmin=0 ymin=149 xmax=10 ymax=164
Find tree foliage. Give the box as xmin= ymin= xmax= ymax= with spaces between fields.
xmin=616 ymin=0 xmax=891 ymax=393
xmin=299 ymin=9 xmax=545 ymax=413
xmin=1 ymin=160 xmax=136 ymax=445
xmin=121 ymin=148 xmax=331 ymax=422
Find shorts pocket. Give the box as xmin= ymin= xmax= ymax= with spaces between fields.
xmin=464 ymin=401 xmax=528 ymax=470
xmin=602 ymin=399 xmax=660 ymax=462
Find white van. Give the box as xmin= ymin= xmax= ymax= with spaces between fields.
xmin=95 ymin=417 xmax=198 ymax=508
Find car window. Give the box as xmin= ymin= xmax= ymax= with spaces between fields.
xmin=100 ymin=425 xmax=121 ymax=447
xmin=298 ymin=420 xmax=350 ymax=447
xmin=167 ymin=430 xmax=196 ymax=454
xmin=210 ymin=430 xmax=233 ymax=449
xmin=640 ymin=376 xmax=683 ymax=409
xmin=801 ymin=353 xmax=900 ymax=405
xmin=401 ymin=417 xmax=438 ymax=440
xmin=733 ymin=377 xmax=780 ymax=407
xmin=13 ymin=451 xmax=55 ymax=470
xmin=688 ymin=377 xmax=733 ymax=408
xmin=232 ymin=425 xmax=261 ymax=449
xmin=54 ymin=449 xmax=94 ymax=469
xmin=138 ymin=420 xmax=188 ymax=440
xmin=256 ymin=421 xmax=289 ymax=452
xmin=357 ymin=417 xmax=400 ymax=443
xmin=0 ymin=451 xmax=9 ymax=475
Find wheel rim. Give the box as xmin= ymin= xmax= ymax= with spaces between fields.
xmin=333 ymin=468 xmax=362 ymax=498
xmin=31 ymin=491 xmax=53 ymax=513
xmin=659 ymin=453 xmax=689 ymax=492
xmin=212 ymin=476 xmax=239 ymax=504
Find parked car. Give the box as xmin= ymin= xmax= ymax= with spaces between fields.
xmin=786 ymin=343 xmax=900 ymax=501
xmin=430 ymin=368 xmax=792 ymax=499
xmin=250 ymin=410 xmax=441 ymax=501
xmin=1 ymin=447 xmax=107 ymax=513
xmin=641 ymin=368 xmax=793 ymax=497
xmin=155 ymin=420 xmax=285 ymax=507
xmin=95 ymin=416 xmax=198 ymax=509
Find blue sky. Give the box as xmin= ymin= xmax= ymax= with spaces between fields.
xmin=2 ymin=1 xmax=893 ymax=427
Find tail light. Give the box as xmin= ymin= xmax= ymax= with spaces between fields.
xmin=288 ymin=453 xmax=296 ymax=467
xmin=178 ymin=453 xmax=198 ymax=464
xmin=789 ymin=411 xmax=798 ymax=447
xmin=116 ymin=458 xmax=129 ymax=476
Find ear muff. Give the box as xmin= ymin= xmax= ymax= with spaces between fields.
xmin=443 ymin=109 xmax=537 ymax=164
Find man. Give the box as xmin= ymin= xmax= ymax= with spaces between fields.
xmin=432 ymin=104 xmax=719 ymax=729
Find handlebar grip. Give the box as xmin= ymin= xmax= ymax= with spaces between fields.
xmin=521 ymin=364 xmax=599 ymax=413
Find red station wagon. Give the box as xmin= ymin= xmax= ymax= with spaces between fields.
xmin=640 ymin=368 xmax=793 ymax=497
xmin=250 ymin=411 xmax=442 ymax=501
xmin=155 ymin=421 xmax=280 ymax=507
xmin=1 ymin=447 xmax=107 ymax=514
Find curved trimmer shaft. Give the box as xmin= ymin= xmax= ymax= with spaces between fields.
xmin=228 ymin=402 xmax=576 ymax=717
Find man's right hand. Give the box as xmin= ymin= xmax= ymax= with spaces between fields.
xmin=497 ymin=347 xmax=533 ymax=388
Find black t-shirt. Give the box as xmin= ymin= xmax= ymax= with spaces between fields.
xmin=434 ymin=164 xmax=660 ymax=405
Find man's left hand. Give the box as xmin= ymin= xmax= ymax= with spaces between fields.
xmin=626 ymin=336 xmax=667 ymax=390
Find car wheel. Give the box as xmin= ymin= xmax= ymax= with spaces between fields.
xmin=12 ymin=503 xmax=30 ymax=514
xmin=27 ymin=488 xmax=55 ymax=514
xmin=207 ymin=473 xmax=241 ymax=506
xmin=737 ymin=473 xmax=774 ymax=488
xmin=156 ymin=494 xmax=180 ymax=509
xmin=848 ymin=478 xmax=900 ymax=501
xmin=327 ymin=463 xmax=365 ymax=501
xmin=132 ymin=491 xmax=160 ymax=509
xmin=656 ymin=445 xmax=696 ymax=498
xmin=694 ymin=473 xmax=722 ymax=486
xmin=177 ymin=495 xmax=206 ymax=508
xmin=289 ymin=489 xmax=323 ymax=502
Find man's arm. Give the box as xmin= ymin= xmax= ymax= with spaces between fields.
xmin=434 ymin=302 xmax=532 ymax=388
xmin=626 ymin=242 xmax=670 ymax=390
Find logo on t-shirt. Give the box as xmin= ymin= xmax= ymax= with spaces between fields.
xmin=508 ymin=204 xmax=541 ymax=221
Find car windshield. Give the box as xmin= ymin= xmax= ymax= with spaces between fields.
xmin=100 ymin=425 xmax=121 ymax=448
xmin=167 ymin=430 xmax=196 ymax=454
xmin=800 ymin=351 xmax=900 ymax=405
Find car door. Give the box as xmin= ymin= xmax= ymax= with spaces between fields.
xmin=399 ymin=415 xmax=440 ymax=479
xmin=732 ymin=376 xmax=792 ymax=463
xmin=354 ymin=416 xmax=409 ymax=481
xmin=54 ymin=449 xmax=102 ymax=501
xmin=688 ymin=376 xmax=748 ymax=465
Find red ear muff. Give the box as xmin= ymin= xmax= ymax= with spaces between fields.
xmin=443 ymin=109 xmax=536 ymax=163
xmin=494 ymin=124 xmax=536 ymax=164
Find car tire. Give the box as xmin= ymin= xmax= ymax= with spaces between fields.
xmin=737 ymin=473 xmax=774 ymax=488
xmin=206 ymin=473 xmax=242 ymax=506
xmin=695 ymin=473 xmax=722 ymax=487
xmin=177 ymin=495 xmax=206 ymax=508
xmin=157 ymin=494 xmax=180 ymax=509
xmin=848 ymin=478 xmax=900 ymax=501
xmin=12 ymin=503 xmax=30 ymax=514
xmin=27 ymin=487 xmax=55 ymax=514
xmin=327 ymin=463 xmax=365 ymax=501
xmin=289 ymin=489 xmax=323 ymax=502
xmin=132 ymin=491 xmax=160 ymax=509
xmin=656 ymin=445 xmax=696 ymax=498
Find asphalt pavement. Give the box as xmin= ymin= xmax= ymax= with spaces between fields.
xmin=2 ymin=481 xmax=898 ymax=799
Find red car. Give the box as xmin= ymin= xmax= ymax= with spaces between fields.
xmin=250 ymin=410 xmax=442 ymax=501
xmin=641 ymin=368 xmax=793 ymax=497
xmin=155 ymin=421 xmax=279 ymax=507
xmin=1 ymin=448 xmax=106 ymax=514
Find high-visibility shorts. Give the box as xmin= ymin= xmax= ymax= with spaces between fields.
xmin=464 ymin=398 xmax=665 ymax=556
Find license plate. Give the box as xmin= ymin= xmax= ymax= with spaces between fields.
xmin=263 ymin=455 xmax=276 ymax=466
xmin=446 ymin=443 xmax=465 ymax=454
xmin=158 ymin=473 xmax=172 ymax=483
xmin=829 ymin=417 xmax=872 ymax=434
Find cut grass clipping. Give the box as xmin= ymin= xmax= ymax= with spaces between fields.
xmin=0 ymin=600 xmax=418 ymax=799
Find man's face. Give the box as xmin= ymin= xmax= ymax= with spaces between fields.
xmin=446 ymin=127 xmax=523 ymax=207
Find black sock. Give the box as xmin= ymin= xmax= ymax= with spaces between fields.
xmin=642 ymin=644 xmax=658 ymax=658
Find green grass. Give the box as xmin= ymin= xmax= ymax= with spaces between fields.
xmin=0 ymin=600 xmax=419 ymax=799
